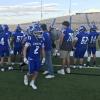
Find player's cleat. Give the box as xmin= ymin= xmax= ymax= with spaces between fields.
xmin=79 ymin=65 xmax=82 ymax=69
xmin=30 ymin=81 xmax=37 ymax=90
xmin=57 ymin=69 xmax=65 ymax=75
xmin=1 ymin=68 xmax=5 ymax=72
xmin=24 ymin=75 xmax=28 ymax=86
xmin=8 ymin=66 xmax=13 ymax=71
xmin=73 ymin=65 xmax=76 ymax=69
xmin=42 ymin=71 xmax=49 ymax=75
xmin=86 ymin=62 xmax=90 ymax=67
xmin=45 ymin=75 xmax=55 ymax=79
xmin=56 ymin=52 xmax=60 ymax=56
xmin=66 ymin=68 xmax=71 ymax=74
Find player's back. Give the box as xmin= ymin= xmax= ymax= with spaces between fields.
xmin=75 ymin=32 xmax=89 ymax=48
xmin=43 ymin=31 xmax=52 ymax=51
xmin=13 ymin=31 xmax=24 ymax=47
xmin=0 ymin=33 xmax=9 ymax=47
xmin=88 ymin=31 xmax=99 ymax=46
xmin=60 ymin=27 xmax=73 ymax=51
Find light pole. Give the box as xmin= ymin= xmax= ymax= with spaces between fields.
xmin=40 ymin=0 xmax=43 ymax=20
xmin=69 ymin=0 xmax=72 ymax=28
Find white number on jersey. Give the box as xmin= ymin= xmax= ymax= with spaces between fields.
xmin=16 ymin=36 xmax=23 ymax=42
xmin=27 ymin=36 xmax=32 ymax=40
xmin=0 ymin=38 xmax=4 ymax=45
xmin=90 ymin=36 xmax=96 ymax=43
xmin=67 ymin=33 xmax=73 ymax=42
xmin=34 ymin=46 xmax=39 ymax=54
xmin=81 ymin=37 xmax=88 ymax=44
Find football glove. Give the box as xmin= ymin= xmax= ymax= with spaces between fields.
xmin=41 ymin=58 xmax=45 ymax=65
xmin=24 ymin=58 xmax=28 ymax=64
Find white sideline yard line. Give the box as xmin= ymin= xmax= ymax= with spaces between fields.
xmin=10 ymin=62 xmax=100 ymax=69
xmin=53 ymin=64 xmax=100 ymax=69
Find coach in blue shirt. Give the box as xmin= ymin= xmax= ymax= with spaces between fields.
xmin=41 ymin=24 xmax=55 ymax=79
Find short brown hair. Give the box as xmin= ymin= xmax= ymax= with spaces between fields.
xmin=62 ymin=21 xmax=70 ymax=27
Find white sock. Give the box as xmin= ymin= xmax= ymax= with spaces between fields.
xmin=87 ymin=57 xmax=91 ymax=62
xmin=31 ymin=80 xmax=35 ymax=84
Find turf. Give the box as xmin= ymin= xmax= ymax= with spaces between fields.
xmin=0 ymin=68 xmax=100 ymax=100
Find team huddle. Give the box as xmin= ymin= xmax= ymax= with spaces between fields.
xmin=0 ymin=21 xmax=100 ymax=90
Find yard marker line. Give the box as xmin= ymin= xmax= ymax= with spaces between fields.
xmin=53 ymin=64 xmax=100 ymax=69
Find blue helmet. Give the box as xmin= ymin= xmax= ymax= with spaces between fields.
xmin=3 ymin=24 xmax=9 ymax=31
xmin=27 ymin=26 xmax=34 ymax=34
xmin=78 ymin=26 xmax=86 ymax=32
xmin=90 ymin=25 xmax=97 ymax=31
xmin=16 ymin=24 xmax=22 ymax=32
xmin=32 ymin=23 xmax=42 ymax=37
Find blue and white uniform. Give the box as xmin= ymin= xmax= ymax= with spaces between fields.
xmin=0 ymin=33 xmax=10 ymax=57
xmin=88 ymin=30 xmax=99 ymax=55
xmin=74 ymin=31 xmax=89 ymax=58
xmin=13 ymin=29 xmax=24 ymax=55
xmin=25 ymin=35 xmax=44 ymax=74
xmin=60 ymin=27 xmax=73 ymax=51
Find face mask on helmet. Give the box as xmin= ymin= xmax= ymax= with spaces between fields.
xmin=32 ymin=23 xmax=42 ymax=38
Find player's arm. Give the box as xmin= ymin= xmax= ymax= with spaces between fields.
xmin=98 ymin=34 xmax=100 ymax=48
xmin=73 ymin=35 xmax=78 ymax=49
xmin=41 ymin=43 xmax=45 ymax=65
xmin=23 ymin=42 xmax=30 ymax=64
xmin=59 ymin=32 xmax=64 ymax=47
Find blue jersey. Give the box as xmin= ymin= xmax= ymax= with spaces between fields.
xmin=43 ymin=32 xmax=52 ymax=51
xmin=0 ymin=33 xmax=9 ymax=48
xmin=75 ymin=32 xmax=89 ymax=48
xmin=26 ymin=35 xmax=44 ymax=60
xmin=60 ymin=28 xmax=73 ymax=51
xmin=4 ymin=31 xmax=12 ymax=39
xmin=13 ymin=32 xmax=24 ymax=48
xmin=63 ymin=28 xmax=73 ymax=42
xmin=88 ymin=31 xmax=99 ymax=47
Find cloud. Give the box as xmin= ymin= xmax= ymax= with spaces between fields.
xmin=0 ymin=3 xmax=59 ymax=13
xmin=0 ymin=2 xmax=61 ymax=24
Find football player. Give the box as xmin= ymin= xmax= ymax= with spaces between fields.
xmin=41 ymin=24 xmax=55 ymax=78
xmin=11 ymin=25 xmax=24 ymax=64
xmin=0 ymin=25 xmax=11 ymax=71
xmin=23 ymin=23 xmax=45 ymax=90
xmin=57 ymin=21 xmax=74 ymax=75
xmin=73 ymin=26 xmax=89 ymax=68
xmin=87 ymin=25 xmax=99 ymax=67
xmin=3 ymin=24 xmax=13 ymax=69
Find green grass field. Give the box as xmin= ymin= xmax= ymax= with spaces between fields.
xmin=0 ymin=58 xmax=100 ymax=100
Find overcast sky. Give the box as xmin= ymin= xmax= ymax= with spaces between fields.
xmin=0 ymin=0 xmax=100 ymax=24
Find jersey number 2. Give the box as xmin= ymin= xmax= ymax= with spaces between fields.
xmin=34 ymin=46 xmax=39 ymax=54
